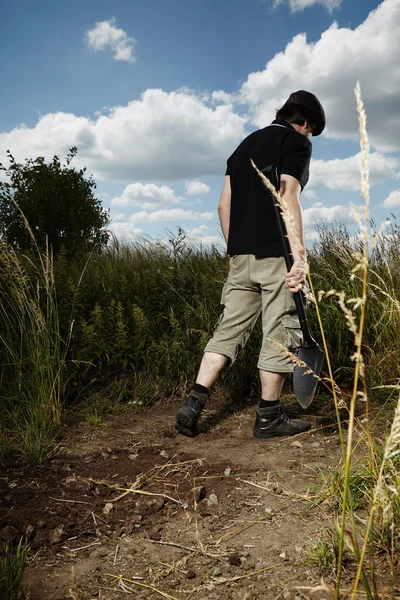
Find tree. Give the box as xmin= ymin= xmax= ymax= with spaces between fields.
xmin=0 ymin=147 xmax=110 ymax=255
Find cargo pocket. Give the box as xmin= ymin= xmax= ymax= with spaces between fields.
xmin=281 ymin=315 xmax=303 ymax=351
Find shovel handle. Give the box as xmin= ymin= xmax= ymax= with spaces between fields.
xmin=261 ymin=165 xmax=311 ymax=344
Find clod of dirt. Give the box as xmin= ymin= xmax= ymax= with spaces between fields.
xmin=0 ymin=525 xmax=19 ymax=544
xmin=186 ymin=569 xmax=197 ymax=579
xmin=283 ymin=592 xmax=293 ymax=600
xmin=290 ymin=441 xmax=302 ymax=449
xmin=95 ymin=485 xmax=110 ymax=497
xmin=37 ymin=519 xmax=46 ymax=529
xmin=55 ymin=504 xmax=68 ymax=517
xmin=311 ymin=441 xmax=321 ymax=448
xmin=193 ymin=485 xmax=207 ymax=503
xmin=228 ymin=552 xmax=242 ymax=566
xmin=124 ymin=514 xmax=143 ymax=533
xmin=64 ymin=476 xmax=94 ymax=493
xmin=48 ymin=524 xmax=65 ymax=544
xmin=136 ymin=497 xmax=165 ymax=515
xmin=207 ymin=493 xmax=218 ymax=506
xmin=149 ymin=529 xmax=162 ymax=541
xmin=273 ymin=486 xmax=283 ymax=495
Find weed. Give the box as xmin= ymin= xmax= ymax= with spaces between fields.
xmin=0 ymin=538 xmax=29 ymax=600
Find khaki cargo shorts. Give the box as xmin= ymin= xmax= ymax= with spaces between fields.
xmin=204 ymin=255 xmax=302 ymax=373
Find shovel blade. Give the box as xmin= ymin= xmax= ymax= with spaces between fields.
xmin=293 ymin=343 xmax=323 ymax=409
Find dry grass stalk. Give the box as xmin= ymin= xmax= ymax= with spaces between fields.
xmin=106 ymin=573 xmax=180 ymax=600
xmin=350 ymin=392 xmax=400 ymax=598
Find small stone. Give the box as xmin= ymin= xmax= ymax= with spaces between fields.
xmin=279 ymin=551 xmax=286 ymax=559
xmin=103 ymin=502 xmax=114 ymax=515
xmin=224 ymin=467 xmax=232 ymax=476
xmin=186 ymin=569 xmax=197 ymax=579
xmin=110 ymin=454 xmax=118 ymax=460
xmin=290 ymin=440 xmax=302 ymax=448
xmin=283 ymin=592 xmax=293 ymax=600
xmin=311 ymin=442 xmax=320 ymax=448
xmin=160 ymin=450 xmax=169 ymax=458
xmin=210 ymin=566 xmax=221 ymax=577
xmin=295 ymin=545 xmax=302 ymax=553
xmin=48 ymin=525 xmax=64 ymax=544
xmin=193 ymin=486 xmax=207 ymax=503
xmin=101 ymin=452 xmax=109 ymax=458
xmin=128 ymin=453 xmax=138 ymax=461
xmin=149 ymin=530 xmax=162 ymax=541
xmin=274 ymin=486 xmax=283 ymax=495
xmin=207 ymin=493 xmax=218 ymax=506
xmin=228 ymin=553 xmax=241 ymax=566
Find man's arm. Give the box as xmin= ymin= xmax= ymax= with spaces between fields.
xmin=218 ymin=175 xmax=231 ymax=244
xmin=280 ymin=173 xmax=306 ymax=293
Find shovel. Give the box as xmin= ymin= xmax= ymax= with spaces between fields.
xmin=262 ymin=165 xmax=323 ymax=408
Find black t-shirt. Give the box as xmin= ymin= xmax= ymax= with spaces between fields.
xmin=225 ymin=119 xmax=312 ymax=256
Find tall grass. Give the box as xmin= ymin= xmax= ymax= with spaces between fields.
xmin=0 ymin=209 xmax=79 ymax=462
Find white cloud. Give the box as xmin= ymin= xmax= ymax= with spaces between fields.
xmin=85 ymin=17 xmax=136 ymax=63
xmin=240 ymin=0 xmax=400 ymax=152
xmin=130 ymin=208 xmax=215 ymax=223
xmin=274 ymin=0 xmax=342 ymax=12
xmin=112 ymin=183 xmax=183 ymax=210
xmin=382 ymin=190 xmax=400 ymax=208
xmin=308 ymin=152 xmax=399 ymax=192
xmin=303 ymin=202 xmax=357 ymax=240
xmin=185 ymin=180 xmax=211 ymax=195
xmin=111 ymin=212 xmax=125 ymax=221
xmin=211 ymin=90 xmax=234 ymax=105
xmin=0 ymin=89 xmax=247 ymax=182
xmin=182 ymin=225 xmax=223 ymax=247
xmin=108 ymin=222 xmax=143 ymax=240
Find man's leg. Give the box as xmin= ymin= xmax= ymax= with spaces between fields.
xmin=196 ymin=352 xmax=228 ymax=389
xmin=175 ymin=352 xmax=228 ymax=438
xmin=176 ymin=255 xmax=261 ymax=438
xmin=253 ymin=256 xmax=310 ymax=438
xmin=259 ymin=370 xmax=285 ymax=400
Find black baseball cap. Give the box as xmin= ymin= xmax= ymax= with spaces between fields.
xmin=283 ymin=90 xmax=326 ymax=136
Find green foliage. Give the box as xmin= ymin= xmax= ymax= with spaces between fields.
xmin=0 ymin=538 xmax=29 ymax=600
xmin=0 ymin=148 xmax=109 ymax=255
xmin=306 ymin=537 xmax=337 ymax=574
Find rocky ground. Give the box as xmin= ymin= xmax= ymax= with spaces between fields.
xmin=0 ymin=393 xmax=393 ymax=599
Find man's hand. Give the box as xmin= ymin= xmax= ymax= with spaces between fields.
xmin=286 ymin=260 xmax=306 ymax=293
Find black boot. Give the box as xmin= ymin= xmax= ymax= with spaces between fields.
xmin=253 ymin=404 xmax=310 ymax=439
xmin=175 ymin=390 xmax=208 ymax=437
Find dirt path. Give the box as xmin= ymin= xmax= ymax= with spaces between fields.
xmin=1 ymin=395 xmax=345 ymax=599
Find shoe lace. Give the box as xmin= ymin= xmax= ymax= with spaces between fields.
xmin=278 ymin=405 xmax=291 ymax=423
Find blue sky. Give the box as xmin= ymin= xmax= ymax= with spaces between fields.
xmin=1 ymin=0 xmax=399 ymax=247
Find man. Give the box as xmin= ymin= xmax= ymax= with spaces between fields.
xmin=176 ymin=90 xmax=325 ymax=439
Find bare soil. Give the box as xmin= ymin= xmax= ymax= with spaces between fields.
xmin=0 ymin=394 xmax=382 ymax=600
